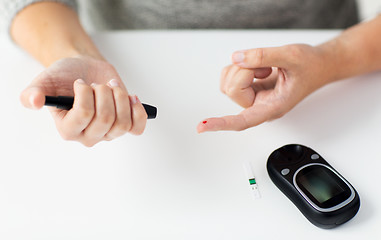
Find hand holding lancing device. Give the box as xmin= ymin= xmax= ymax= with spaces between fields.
xmin=197 ymin=44 xmax=330 ymax=133
xmin=20 ymin=56 xmax=148 ymax=147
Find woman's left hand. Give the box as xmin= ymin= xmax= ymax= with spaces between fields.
xmin=197 ymin=44 xmax=331 ymax=133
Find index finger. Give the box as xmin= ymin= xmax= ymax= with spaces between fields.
xmin=197 ymin=103 xmax=273 ymax=133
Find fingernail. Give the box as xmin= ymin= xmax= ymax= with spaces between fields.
xmin=202 ymin=121 xmax=207 ymax=124
xmin=131 ymin=95 xmax=139 ymax=104
xmin=232 ymin=51 xmax=245 ymax=63
xmin=108 ymin=79 xmax=119 ymax=87
xmin=76 ymin=79 xmax=85 ymax=84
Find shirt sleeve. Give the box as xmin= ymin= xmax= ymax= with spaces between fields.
xmin=0 ymin=0 xmax=78 ymax=38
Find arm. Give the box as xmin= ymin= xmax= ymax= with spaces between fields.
xmin=12 ymin=2 xmax=147 ymax=147
xmin=11 ymin=1 xmax=102 ymax=66
xmin=197 ymin=15 xmax=381 ymax=132
xmin=318 ymin=15 xmax=381 ymax=83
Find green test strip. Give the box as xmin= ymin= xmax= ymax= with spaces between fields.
xmin=249 ymin=178 xmax=256 ymax=185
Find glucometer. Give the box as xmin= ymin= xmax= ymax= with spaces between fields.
xmin=267 ymin=144 xmax=360 ymax=229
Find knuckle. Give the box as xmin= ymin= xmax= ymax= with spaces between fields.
xmin=132 ymin=127 xmax=145 ymax=136
xmin=115 ymin=89 xmax=129 ymax=102
xmin=78 ymin=108 xmax=95 ymax=120
xmin=104 ymin=136 xmax=114 ymax=142
xmin=59 ymin=130 xmax=76 ymax=141
xmin=248 ymin=48 xmax=265 ymax=66
xmin=135 ymin=108 xmax=148 ymax=120
xmin=120 ymin=122 xmax=133 ymax=132
xmin=226 ymin=86 xmax=240 ymax=98
xmin=60 ymin=132 xmax=72 ymax=141
xmin=286 ymin=45 xmax=306 ymax=62
xmin=116 ymin=119 xmax=132 ymax=132
xmin=221 ymin=66 xmax=229 ymax=77
xmin=226 ymin=89 xmax=234 ymax=97
xmin=97 ymin=113 xmax=115 ymax=125
xmin=96 ymin=84 xmax=111 ymax=94
xmin=82 ymin=141 xmax=96 ymax=148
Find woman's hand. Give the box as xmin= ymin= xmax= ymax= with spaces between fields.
xmin=20 ymin=56 xmax=147 ymax=147
xmin=197 ymin=44 xmax=331 ymax=133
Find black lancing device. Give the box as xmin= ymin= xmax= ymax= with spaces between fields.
xmin=45 ymin=96 xmax=157 ymax=119
xmin=267 ymin=144 xmax=360 ymax=229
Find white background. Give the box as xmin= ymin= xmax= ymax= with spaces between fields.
xmin=357 ymin=0 xmax=381 ymax=20
xmin=0 ymin=30 xmax=380 ymax=239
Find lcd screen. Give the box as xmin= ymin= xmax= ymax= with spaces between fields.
xmin=297 ymin=167 xmax=345 ymax=204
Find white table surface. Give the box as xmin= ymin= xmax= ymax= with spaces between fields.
xmin=0 ymin=30 xmax=380 ymax=240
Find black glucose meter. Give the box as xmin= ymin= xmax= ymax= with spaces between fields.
xmin=267 ymin=144 xmax=360 ymax=229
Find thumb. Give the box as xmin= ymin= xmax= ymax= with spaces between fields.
xmin=231 ymin=46 xmax=290 ymax=69
xmin=20 ymin=86 xmax=46 ymax=110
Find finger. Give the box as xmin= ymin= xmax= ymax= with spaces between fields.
xmin=231 ymin=46 xmax=290 ymax=69
xmin=222 ymin=65 xmax=240 ymax=94
xmin=225 ymin=68 xmax=256 ymax=108
xmin=197 ymin=115 xmax=249 ymax=133
xmin=55 ymin=79 xmax=95 ymax=139
xmin=128 ymin=95 xmax=147 ymax=135
xmin=20 ymin=86 xmax=46 ymax=110
xmin=253 ymin=67 xmax=272 ymax=79
xmin=251 ymin=68 xmax=279 ymax=92
xmin=220 ymin=65 xmax=232 ymax=94
xmin=82 ymin=83 xmax=116 ymax=143
xmin=224 ymin=67 xmax=274 ymax=108
xmin=197 ymin=102 xmax=274 ymax=133
xmin=198 ymin=69 xmax=290 ymax=133
xmin=104 ymin=79 xmax=132 ymax=139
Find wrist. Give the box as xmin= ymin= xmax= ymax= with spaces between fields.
xmin=314 ymin=38 xmax=351 ymax=86
xmin=40 ymin=38 xmax=105 ymax=66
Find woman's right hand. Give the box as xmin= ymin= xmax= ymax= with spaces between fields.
xmin=20 ymin=56 xmax=148 ymax=147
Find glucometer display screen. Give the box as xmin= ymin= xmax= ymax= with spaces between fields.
xmin=299 ymin=168 xmax=343 ymax=203
xmin=296 ymin=165 xmax=352 ymax=209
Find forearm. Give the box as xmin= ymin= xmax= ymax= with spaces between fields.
xmin=318 ymin=15 xmax=381 ymax=84
xmin=10 ymin=2 xmax=103 ymax=67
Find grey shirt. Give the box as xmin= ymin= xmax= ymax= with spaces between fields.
xmin=1 ymin=0 xmax=359 ymax=33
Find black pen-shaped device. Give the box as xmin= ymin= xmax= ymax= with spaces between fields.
xmin=45 ymin=96 xmax=157 ymax=119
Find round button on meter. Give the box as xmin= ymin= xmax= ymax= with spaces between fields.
xmin=311 ymin=154 xmax=320 ymax=160
xmin=281 ymin=168 xmax=290 ymax=176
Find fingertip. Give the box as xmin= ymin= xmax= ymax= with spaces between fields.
xmin=197 ymin=119 xmax=220 ymax=133
xmin=129 ymin=95 xmax=148 ymax=135
xmin=203 ymin=115 xmax=248 ymax=132
xmin=231 ymin=50 xmax=246 ymax=66
xmin=20 ymin=88 xmax=45 ymax=110
xmin=30 ymin=93 xmax=45 ymax=109
xmin=130 ymin=95 xmax=145 ymax=117
xmin=196 ymin=120 xmax=207 ymax=133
